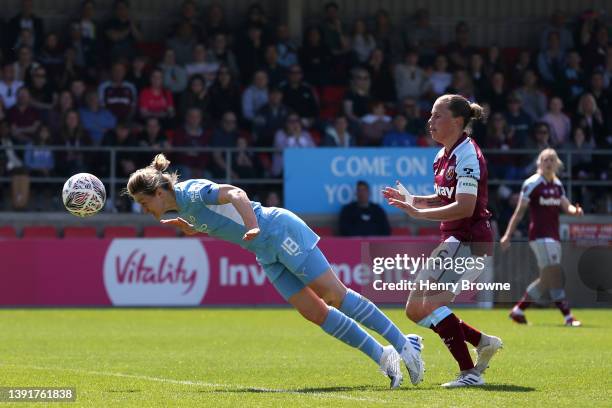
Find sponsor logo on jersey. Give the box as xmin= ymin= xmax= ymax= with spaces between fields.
xmin=539 ymin=196 xmax=561 ymax=206
xmin=435 ymin=184 xmax=455 ymax=198
xmin=445 ymin=165 xmax=456 ymax=181
xmin=457 ymin=177 xmax=478 ymax=193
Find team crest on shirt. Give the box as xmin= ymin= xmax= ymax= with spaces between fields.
xmin=445 ymin=165 xmax=456 ymax=181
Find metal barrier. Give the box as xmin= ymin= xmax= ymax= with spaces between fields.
xmin=0 ymin=145 xmax=610 ymax=209
xmin=483 ymin=148 xmax=612 ymax=203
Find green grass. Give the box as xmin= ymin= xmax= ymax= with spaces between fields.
xmin=0 ymin=308 xmax=611 ymax=407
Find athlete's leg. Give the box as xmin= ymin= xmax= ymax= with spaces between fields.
xmin=406 ymin=288 xmax=475 ymax=372
xmin=511 ymin=240 xmax=554 ymax=323
xmin=271 ymin=267 xmax=384 ymax=365
xmin=308 ymin=265 xmax=409 ymax=354
xmin=510 ymin=278 xmax=546 ymax=324
xmin=541 ymin=264 xmax=579 ymax=325
xmin=295 ymin=248 xmax=421 ymax=385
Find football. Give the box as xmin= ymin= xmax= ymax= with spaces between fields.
xmin=62 ymin=173 xmax=106 ymax=217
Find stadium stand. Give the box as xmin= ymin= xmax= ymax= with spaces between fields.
xmin=63 ymin=226 xmax=98 ymax=238
xmin=22 ymin=225 xmax=57 ymax=238
xmin=103 ymin=226 xmax=138 ymax=238
xmin=143 ymin=225 xmax=179 ymax=237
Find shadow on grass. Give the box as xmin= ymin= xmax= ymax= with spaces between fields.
xmin=201 ymin=384 xmax=427 ymax=394
xmin=206 ymin=385 xmax=383 ymax=394
xmin=203 ymin=385 xmax=448 ymax=394
xmin=477 ymin=384 xmax=535 ymax=392
xmin=202 ymin=383 xmax=534 ymax=394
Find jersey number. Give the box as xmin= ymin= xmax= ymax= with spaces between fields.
xmin=282 ymin=237 xmax=302 ymax=256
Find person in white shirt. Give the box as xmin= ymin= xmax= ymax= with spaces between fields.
xmin=429 ymin=55 xmax=452 ymax=96
xmin=185 ymin=43 xmax=219 ymax=84
xmin=350 ymin=19 xmax=376 ymax=63
xmin=242 ymin=70 xmax=269 ymax=122
xmin=394 ymin=49 xmax=429 ymax=101
xmin=0 ymin=64 xmax=24 ymax=109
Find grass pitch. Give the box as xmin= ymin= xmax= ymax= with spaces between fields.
xmin=1 ymin=308 xmax=611 ymax=407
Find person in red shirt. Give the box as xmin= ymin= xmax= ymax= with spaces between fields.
xmin=383 ymin=94 xmax=501 ymax=388
xmin=501 ymin=148 xmax=584 ymax=326
xmin=138 ymin=68 xmax=175 ymax=122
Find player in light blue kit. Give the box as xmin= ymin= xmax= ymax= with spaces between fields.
xmin=125 ymin=154 xmax=424 ymax=388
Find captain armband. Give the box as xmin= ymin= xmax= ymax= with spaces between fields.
xmin=456 ymin=177 xmax=478 ymax=195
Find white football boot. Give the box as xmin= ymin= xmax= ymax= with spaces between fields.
xmin=474 ymin=334 xmax=503 ymax=374
xmin=379 ymin=345 xmax=403 ymax=389
xmin=441 ymin=370 xmax=485 ymax=388
xmin=400 ymin=335 xmax=425 ymax=385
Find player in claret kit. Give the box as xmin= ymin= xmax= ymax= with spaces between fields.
xmin=383 ymin=94 xmax=503 ymax=388
xmin=124 ymin=154 xmax=425 ymax=388
xmin=501 ymin=148 xmax=584 ymax=327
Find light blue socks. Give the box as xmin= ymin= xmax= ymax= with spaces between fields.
xmin=320 ymin=306 xmax=383 ymax=364
xmin=340 ymin=289 xmax=408 ymax=353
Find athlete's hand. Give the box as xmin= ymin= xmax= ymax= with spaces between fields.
xmin=388 ymin=198 xmax=420 ymax=218
xmin=382 ymin=185 xmax=405 ymax=202
xmin=574 ymin=203 xmax=584 ymax=216
xmin=160 ymin=217 xmax=198 ymax=235
xmin=500 ymin=234 xmax=511 ymax=251
xmin=243 ymin=227 xmax=260 ymax=241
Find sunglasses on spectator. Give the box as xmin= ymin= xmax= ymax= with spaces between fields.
xmin=356 ymin=75 xmax=369 ymax=80
xmin=289 ymin=70 xmax=302 ymax=74
xmin=536 ymin=129 xmax=548 ymax=134
xmin=287 ymin=117 xmax=300 ymax=123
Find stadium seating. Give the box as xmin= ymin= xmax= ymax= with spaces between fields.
xmin=318 ymin=86 xmax=346 ymax=120
xmin=313 ymin=226 xmax=334 ymax=236
xmin=103 ymin=226 xmax=138 ymax=238
xmin=63 ymin=226 xmax=98 ymax=238
xmin=391 ymin=227 xmax=411 ymax=236
xmin=143 ymin=225 xmax=178 ymax=237
xmin=417 ymin=227 xmax=440 ymax=237
xmin=0 ymin=226 xmax=17 ymax=238
xmin=22 ymin=226 xmax=57 ymax=239
xmin=136 ymin=41 xmax=165 ymax=60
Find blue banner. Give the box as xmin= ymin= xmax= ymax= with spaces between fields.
xmin=284 ymin=148 xmax=439 ymax=214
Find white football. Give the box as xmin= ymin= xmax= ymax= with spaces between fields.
xmin=62 ymin=173 xmax=106 ymax=217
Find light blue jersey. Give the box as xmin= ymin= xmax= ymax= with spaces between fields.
xmin=174 ymin=179 xmax=267 ymax=250
xmin=174 ymin=179 xmax=330 ymax=299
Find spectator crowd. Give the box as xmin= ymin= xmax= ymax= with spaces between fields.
xmin=0 ymin=0 xmax=610 ymax=223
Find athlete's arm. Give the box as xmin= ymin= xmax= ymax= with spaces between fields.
xmin=388 ymin=192 xmax=476 ymax=221
xmin=500 ymin=199 xmax=529 ymax=250
xmin=560 ymin=196 xmax=584 ymax=216
xmin=382 ymin=185 xmax=444 ymax=209
xmin=412 ymin=194 xmax=446 ymax=209
xmin=217 ymin=184 xmax=260 ymax=241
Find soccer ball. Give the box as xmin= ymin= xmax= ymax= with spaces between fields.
xmin=62 ymin=173 xmax=106 ymax=217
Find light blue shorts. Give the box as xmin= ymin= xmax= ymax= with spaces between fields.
xmin=253 ymin=207 xmax=330 ymax=300
xmin=267 ymin=247 xmax=331 ymax=300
